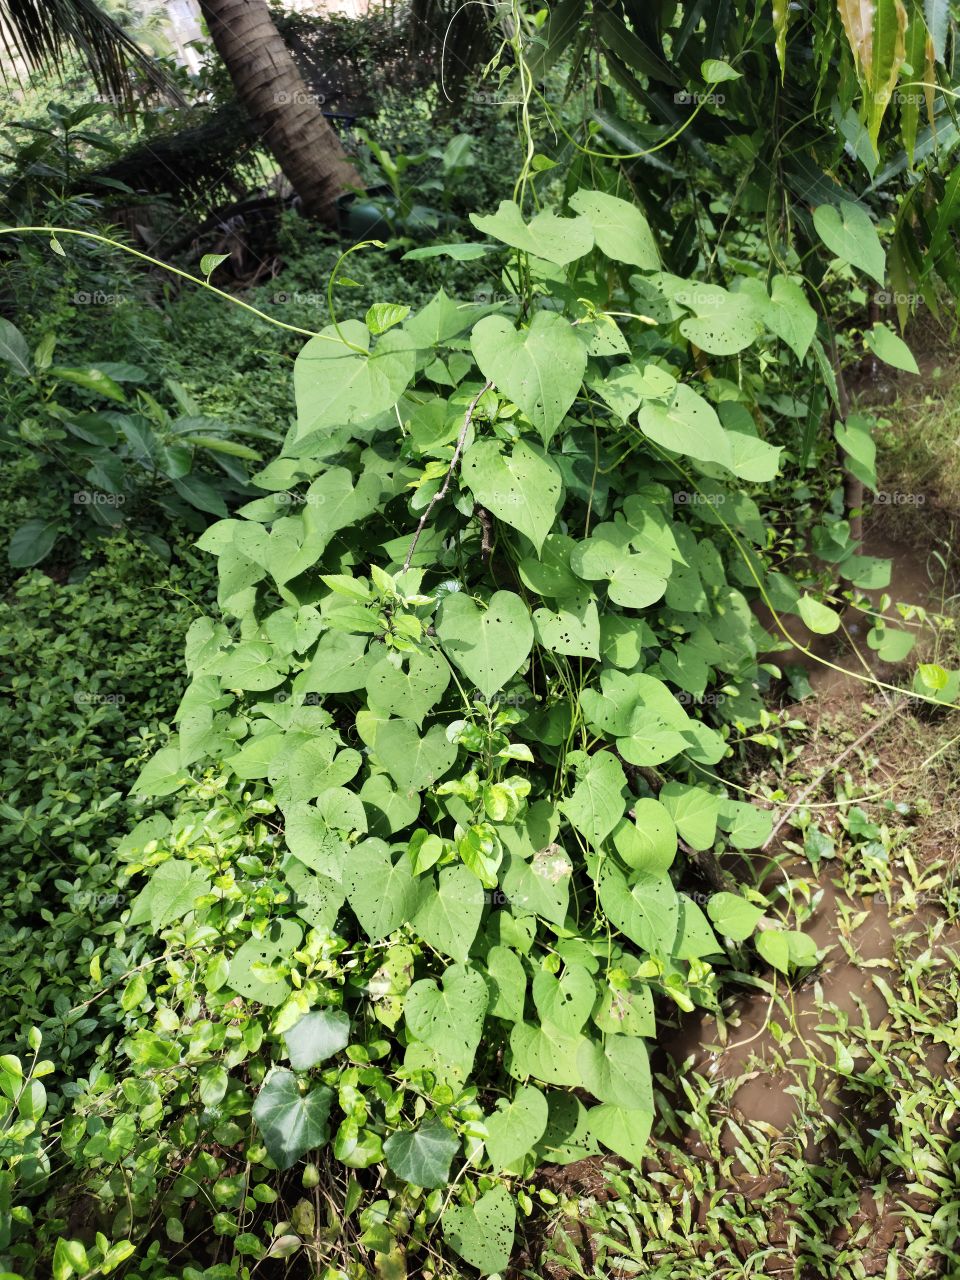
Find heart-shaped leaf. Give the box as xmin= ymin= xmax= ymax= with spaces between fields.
xmin=435 ymin=590 xmax=533 ymax=700
xmin=577 ymin=1033 xmax=653 ymax=1109
xmin=442 ymin=1184 xmax=516 ymax=1276
xmin=812 ymin=201 xmax=885 ymax=284
xmin=404 ymin=962 xmax=488 ymax=1074
xmin=471 ymin=312 xmax=586 ymax=446
xmin=365 ymin=649 xmax=450 ymax=727
xmin=484 ymin=1085 xmax=549 ymax=1171
xmin=283 ymin=1009 xmax=351 ymax=1070
xmin=294 ymin=322 xmax=416 ymax=440
xmin=532 ymin=964 xmax=596 ymax=1034
xmin=469 ymin=199 xmax=593 ymax=264
xmin=461 ymin=438 xmax=563 ymax=553
xmin=637 ymin=384 xmax=732 ymax=467
xmin=252 ymin=1070 xmax=333 ymax=1169
xmin=412 ymin=866 xmax=484 ymax=963
xmin=374 ymin=719 xmax=457 ymax=794
xmin=569 ymin=188 xmax=659 ymax=269
xmin=383 ymin=1116 xmax=459 ymax=1188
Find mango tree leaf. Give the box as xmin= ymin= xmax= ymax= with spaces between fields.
xmin=283 ymin=1010 xmax=351 ymax=1070
xmin=484 ymin=1085 xmax=549 ymax=1171
xmin=470 ymin=312 xmax=586 ymax=446
xmin=812 ymin=201 xmax=886 ymax=284
xmin=569 ymin=188 xmax=659 ymax=269
xmin=442 ymin=1184 xmax=516 ymax=1276
xmin=252 ymin=1070 xmax=333 ymax=1169
xmin=461 ymin=438 xmax=563 ymax=553
xmin=436 ymin=590 xmax=533 ymax=700
xmin=383 ymin=1116 xmax=459 ymax=1188
xmin=469 ymin=199 xmax=594 ymax=264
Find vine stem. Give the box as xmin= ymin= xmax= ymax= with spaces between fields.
xmin=402 ymin=379 xmax=493 ymax=573
xmin=0 ymin=225 xmax=341 ymax=342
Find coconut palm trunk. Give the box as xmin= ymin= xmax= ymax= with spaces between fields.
xmin=197 ymin=0 xmax=363 ymax=225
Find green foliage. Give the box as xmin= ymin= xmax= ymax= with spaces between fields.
xmin=0 ymin=324 xmax=276 ymax=566
xmin=117 ymin=186 xmax=853 ymax=1270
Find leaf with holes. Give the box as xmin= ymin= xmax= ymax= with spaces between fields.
xmin=411 ymin=866 xmax=484 ymax=963
xmin=461 ymin=438 xmax=563 ymax=553
xmin=561 ymin=750 xmax=627 ymax=847
xmin=443 ymin=1184 xmax=516 ymax=1276
xmin=435 ymin=590 xmax=533 ymax=700
xmin=470 ymin=312 xmax=586 ymax=446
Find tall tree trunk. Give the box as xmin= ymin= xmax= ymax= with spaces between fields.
xmin=198 ymin=0 xmax=362 ymax=225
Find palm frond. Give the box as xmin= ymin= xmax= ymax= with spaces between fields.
xmin=0 ymin=0 xmax=184 ymax=112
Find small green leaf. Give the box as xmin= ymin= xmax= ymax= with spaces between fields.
xmin=812 ymin=201 xmax=885 ymax=285
xmin=366 ymin=302 xmax=411 ymax=335
xmin=864 ymin=323 xmax=919 ymax=374
xmin=702 ymin=57 xmax=741 ymax=83
xmin=707 ymin=891 xmax=764 ymax=941
xmin=200 ymin=253 xmax=229 ymax=278
xmin=798 ymin=593 xmax=841 ymax=635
